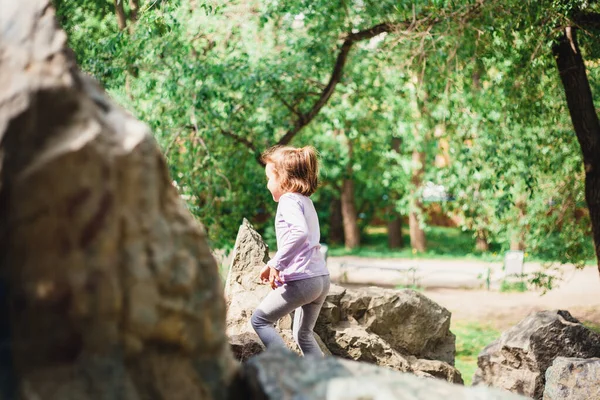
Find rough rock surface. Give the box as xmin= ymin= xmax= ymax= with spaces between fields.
xmin=232 ymin=347 xmax=527 ymax=400
xmin=317 ymin=284 xmax=456 ymax=364
xmin=0 ymin=1 xmax=235 ymax=398
xmin=229 ymin=332 xmax=266 ymax=363
xmin=543 ymin=357 xmax=600 ymax=400
xmin=473 ymin=310 xmax=600 ymax=399
xmin=224 ymin=219 xmax=272 ymax=335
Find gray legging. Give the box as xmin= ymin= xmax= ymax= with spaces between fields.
xmin=251 ymin=274 xmax=330 ymax=356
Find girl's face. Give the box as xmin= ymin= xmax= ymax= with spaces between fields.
xmin=265 ymin=162 xmax=284 ymax=202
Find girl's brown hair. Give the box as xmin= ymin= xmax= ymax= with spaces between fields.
xmin=261 ymin=145 xmax=319 ymax=196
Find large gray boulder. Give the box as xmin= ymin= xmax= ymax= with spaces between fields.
xmin=315 ymin=284 xmax=460 ymax=383
xmin=225 ymin=221 xmax=461 ymax=383
xmin=319 ymin=284 xmax=456 ymax=364
xmin=0 ymin=1 xmax=236 ymax=398
xmin=543 ymin=357 xmax=600 ymax=400
xmin=232 ymin=347 xmax=527 ymax=400
xmin=473 ymin=310 xmax=600 ymax=399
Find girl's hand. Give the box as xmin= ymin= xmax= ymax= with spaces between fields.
xmin=269 ymin=267 xmax=284 ymax=290
xmin=259 ymin=265 xmax=270 ymax=283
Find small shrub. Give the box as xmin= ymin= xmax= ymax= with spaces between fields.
xmin=499 ymin=280 xmax=528 ymax=293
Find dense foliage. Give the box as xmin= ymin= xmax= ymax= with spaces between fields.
xmin=54 ymin=0 xmax=600 ymax=269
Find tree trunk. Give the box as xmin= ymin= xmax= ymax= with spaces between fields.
xmin=387 ymin=137 xmax=404 ymax=249
xmin=125 ymin=74 xmax=133 ymax=100
xmin=553 ymin=27 xmax=600 ymax=274
xmin=409 ymin=210 xmax=426 ymax=253
xmin=388 ymin=215 xmax=404 ymax=248
xmin=510 ymin=240 xmax=525 ymax=251
xmin=509 ymin=197 xmax=527 ymax=252
xmin=409 ymin=149 xmax=426 ymax=252
xmin=114 ymin=0 xmax=127 ymax=30
xmin=341 ymin=138 xmax=360 ymax=249
xmin=329 ymin=197 xmax=345 ymax=245
xmin=475 ymin=230 xmax=489 ymax=252
xmin=341 ymin=178 xmax=360 ymax=249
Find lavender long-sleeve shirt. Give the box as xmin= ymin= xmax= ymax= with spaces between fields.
xmin=267 ymin=192 xmax=329 ymax=282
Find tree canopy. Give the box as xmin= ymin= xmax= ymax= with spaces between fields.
xmin=53 ymin=0 xmax=600 ymax=274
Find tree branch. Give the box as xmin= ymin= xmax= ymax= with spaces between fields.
xmin=276 ymin=22 xmax=398 ymax=146
xmin=275 ymin=1 xmax=483 ymax=147
xmin=270 ymin=83 xmax=303 ymax=118
xmin=219 ymin=128 xmax=264 ymax=165
xmin=220 ymin=3 xmax=481 ymax=163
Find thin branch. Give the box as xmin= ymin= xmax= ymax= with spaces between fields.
xmin=219 ymin=129 xmax=262 ymax=166
xmin=219 ymin=128 xmax=256 ymax=152
xmin=215 ymin=170 xmax=233 ymax=192
xmin=164 ymin=130 xmax=184 ymax=158
xmin=221 ymin=128 xmax=265 ymax=165
xmin=269 ymin=82 xmax=303 ymax=117
xmin=305 ymin=78 xmax=327 ymax=90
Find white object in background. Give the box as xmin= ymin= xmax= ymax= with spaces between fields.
xmin=504 ymin=250 xmax=525 ymax=276
xmin=319 ymin=244 xmax=329 ymax=263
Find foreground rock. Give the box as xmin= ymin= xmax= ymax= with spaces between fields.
xmin=473 ymin=310 xmax=600 ymax=399
xmin=0 ymin=1 xmax=235 ymax=398
xmin=225 ymin=221 xmax=461 ymax=383
xmin=543 ymin=357 xmax=600 ymax=400
xmin=232 ymin=347 xmax=526 ymax=400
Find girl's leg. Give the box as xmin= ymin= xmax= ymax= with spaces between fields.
xmin=292 ymin=275 xmax=331 ymax=356
xmin=251 ymin=283 xmax=307 ymax=349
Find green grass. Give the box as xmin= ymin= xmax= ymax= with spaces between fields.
xmin=394 ymin=284 xmax=423 ymax=291
xmin=456 ymin=321 xmax=599 ymax=386
xmin=328 ymin=226 xmax=504 ymax=261
xmin=584 ymin=321 xmax=600 ymax=334
xmin=327 ymin=225 xmax=597 ymax=265
xmin=453 ymin=321 xmax=501 ymax=386
xmin=218 ymin=263 xmax=229 ymax=283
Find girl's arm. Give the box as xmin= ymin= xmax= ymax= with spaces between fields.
xmin=267 ymin=195 xmax=308 ymax=272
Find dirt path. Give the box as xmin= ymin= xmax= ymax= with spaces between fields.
xmin=422 ymin=287 xmax=600 ymax=330
xmin=328 ymin=256 xmax=600 ymax=330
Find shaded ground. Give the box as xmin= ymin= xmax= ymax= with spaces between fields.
xmin=328 ymin=256 xmax=600 ymax=330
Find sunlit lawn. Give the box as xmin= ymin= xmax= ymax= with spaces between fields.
xmin=329 ymin=226 xmax=503 ymax=261
xmin=452 ymin=321 xmax=501 ymax=386
xmin=328 ymin=225 xmax=596 ymax=265
xmin=584 ymin=321 xmax=600 ymax=334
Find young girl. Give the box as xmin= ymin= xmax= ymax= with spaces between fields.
xmin=250 ymin=145 xmax=330 ymax=357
